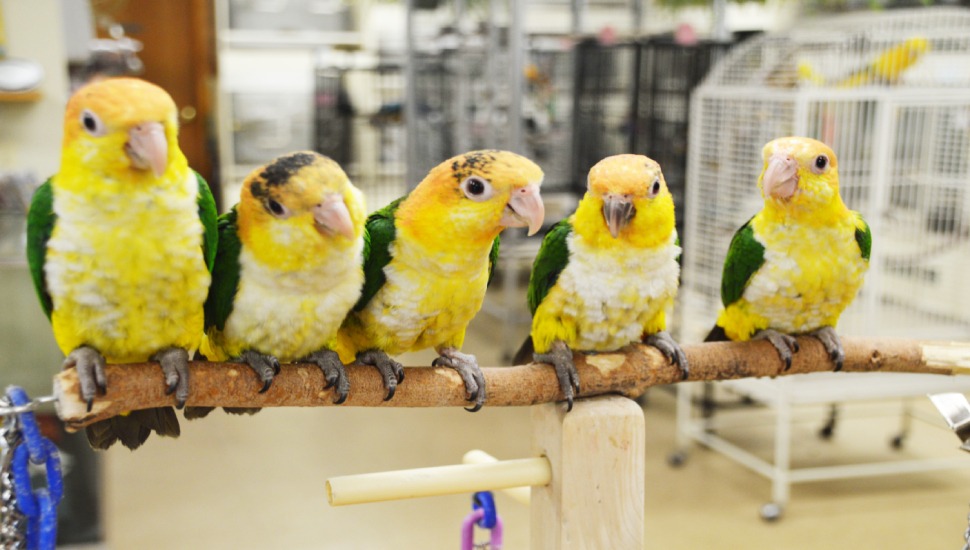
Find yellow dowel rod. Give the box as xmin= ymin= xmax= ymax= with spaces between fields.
xmin=462 ymin=449 xmax=532 ymax=505
xmin=327 ymin=457 xmax=552 ymax=506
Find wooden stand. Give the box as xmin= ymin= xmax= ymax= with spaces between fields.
xmin=532 ymin=395 xmax=645 ymax=549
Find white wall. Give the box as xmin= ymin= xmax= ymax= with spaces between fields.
xmin=0 ymin=0 xmax=68 ymax=179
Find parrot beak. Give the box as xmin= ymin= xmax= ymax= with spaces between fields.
xmin=602 ymin=193 xmax=635 ymax=238
xmin=313 ymin=194 xmax=355 ymax=239
xmin=126 ymin=122 xmax=168 ymax=177
xmin=500 ymin=183 xmax=545 ymax=236
xmin=762 ymin=153 xmax=799 ymax=200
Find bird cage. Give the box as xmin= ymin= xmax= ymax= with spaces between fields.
xmin=681 ymin=6 xmax=970 ymax=342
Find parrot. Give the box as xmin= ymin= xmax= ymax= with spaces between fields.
xmin=514 ymin=154 xmax=688 ymax=411
xmin=706 ymin=136 xmax=871 ymax=371
xmin=185 ymin=151 xmax=366 ymax=418
xmin=26 ymin=77 xmax=218 ymax=450
xmin=798 ymin=36 xmax=929 ymax=87
xmin=337 ymin=150 xmax=545 ymax=412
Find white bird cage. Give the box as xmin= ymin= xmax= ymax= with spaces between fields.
xmin=675 ymin=7 xmax=970 ymax=517
xmin=681 ymin=6 xmax=970 ymax=342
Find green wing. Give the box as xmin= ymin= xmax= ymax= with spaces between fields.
xmin=720 ymin=217 xmax=766 ymax=307
xmin=487 ymin=235 xmax=500 ymax=287
xmin=195 ymin=171 xmax=219 ymax=272
xmin=26 ymin=178 xmax=56 ymax=321
xmin=353 ymin=196 xmax=406 ymax=312
xmin=526 ymin=218 xmax=573 ymax=316
xmin=854 ymin=215 xmax=872 ymax=261
xmin=204 ymin=207 xmax=242 ymax=331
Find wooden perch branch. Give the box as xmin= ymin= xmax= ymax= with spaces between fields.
xmin=53 ymin=337 xmax=970 ymax=430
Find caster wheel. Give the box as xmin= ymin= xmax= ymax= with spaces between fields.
xmin=890 ymin=435 xmax=905 ymax=450
xmin=667 ymin=451 xmax=688 ymax=468
xmin=760 ymin=502 xmax=783 ymax=522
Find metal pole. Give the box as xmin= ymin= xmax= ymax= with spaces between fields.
xmin=404 ymin=0 xmax=421 ymax=188
xmin=508 ymin=0 xmax=525 ymax=153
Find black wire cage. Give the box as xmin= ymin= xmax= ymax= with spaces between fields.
xmin=572 ymin=38 xmax=733 ymax=240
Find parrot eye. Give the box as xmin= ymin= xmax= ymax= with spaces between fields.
xmin=812 ymin=154 xmax=829 ymax=173
xmin=648 ymin=178 xmax=662 ymax=198
xmin=460 ymin=176 xmax=495 ymax=202
xmin=265 ymin=199 xmax=289 ymax=218
xmin=80 ymin=109 xmax=106 ymax=137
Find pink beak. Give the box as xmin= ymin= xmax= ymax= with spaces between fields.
xmin=313 ymin=194 xmax=355 ymax=239
xmin=762 ymin=153 xmax=799 ymax=200
xmin=500 ymin=183 xmax=545 ymax=236
xmin=126 ymin=122 xmax=168 ymax=177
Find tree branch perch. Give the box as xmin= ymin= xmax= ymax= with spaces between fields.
xmin=53 ymin=337 xmax=970 ymax=430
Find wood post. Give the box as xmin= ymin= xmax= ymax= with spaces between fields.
xmin=531 ymin=395 xmax=645 ymax=549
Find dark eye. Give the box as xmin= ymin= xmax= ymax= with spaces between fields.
xmin=267 ymin=199 xmax=286 ymax=216
xmin=460 ymin=176 xmax=494 ymax=202
xmin=80 ymin=109 xmax=106 ymax=137
xmin=649 ymin=179 xmax=661 ymax=197
xmin=814 ymin=155 xmax=829 ymax=171
xmin=467 ymin=178 xmax=485 ymax=195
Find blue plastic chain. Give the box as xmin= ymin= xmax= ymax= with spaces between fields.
xmin=6 ymin=386 xmax=63 ymax=550
xmin=472 ymin=491 xmax=497 ymax=529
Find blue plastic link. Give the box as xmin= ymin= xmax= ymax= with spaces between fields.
xmin=472 ymin=491 xmax=497 ymax=529
xmin=5 ymin=386 xmax=63 ymax=550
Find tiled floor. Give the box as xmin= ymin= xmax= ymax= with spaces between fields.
xmin=94 ymin=305 xmax=970 ymax=549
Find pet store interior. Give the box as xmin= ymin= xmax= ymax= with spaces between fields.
xmin=3 ymin=0 xmax=970 ymax=548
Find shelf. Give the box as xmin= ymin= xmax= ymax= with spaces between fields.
xmin=0 ymin=90 xmax=41 ymax=103
xmin=219 ymin=29 xmax=362 ymax=49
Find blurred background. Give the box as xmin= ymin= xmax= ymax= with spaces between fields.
xmin=3 ymin=0 xmax=970 ymax=547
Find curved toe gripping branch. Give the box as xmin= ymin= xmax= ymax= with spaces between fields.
xmin=52 ymin=337 xmax=970 ymax=429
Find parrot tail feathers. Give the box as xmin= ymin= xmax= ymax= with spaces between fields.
xmin=85 ymin=407 xmax=180 ymax=450
xmin=704 ymin=325 xmax=729 ymax=342
xmin=182 ymin=406 xmax=215 ymax=420
xmin=512 ymin=336 xmax=535 ymax=366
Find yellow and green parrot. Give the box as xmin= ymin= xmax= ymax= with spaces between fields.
xmin=515 ymin=154 xmax=688 ymax=410
xmin=706 ymin=137 xmax=871 ymax=370
xmin=798 ymin=37 xmax=929 ymax=87
xmin=26 ymin=77 xmax=218 ymax=450
xmin=187 ymin=151 xmax=366 ymax=418
xmin=338 ymin=150 xmax=545 ymax=411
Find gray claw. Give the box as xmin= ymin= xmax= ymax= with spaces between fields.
xmin=753 ymin=329 xmax=799 ymax=371
xmin=357 ymin=350 xmax=404 ymax=401
xmin=534 ymin=340 xmax=579 ymax=412
xmin=64 ymin=346 xmax=107 ymax=411
xmin=306 ymin=349 xmax=350 ymax=404
xmin=811 ymin=326 xmax=844 ymax=371
xmin=237 ymin=350 xmax=279 ymax=394
xmin=434 ymin=348 xmax=486 ymax=412
xmin=153 ymin=347 xmax=190 ymax=408
xmin=646 ymin=330 xmax=689 ymax=380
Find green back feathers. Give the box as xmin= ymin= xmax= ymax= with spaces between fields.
xmin=720 ymin=218 xmax=766 ymax=307
xmin=354 ymin=196 xmax=406 ymax=312
xmin=854 ymin=215 xmax=872 ymax=261
xmin=26 ymin=178 xmax=56 ymax=320
xmin=204 ymin=207 xmax=242 ymax=332
xmin=195 ymin=172 xmax=219 ymax=272
xmin=488 ymin=236 xmax=500 ymax=287
xmin=527 ymin=218 xmax=573 ymax=316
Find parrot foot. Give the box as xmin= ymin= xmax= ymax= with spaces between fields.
xmin=153 ymin=347 xmax=190 ymax=409
xmin=810 ymin=326 xmax=844 ymax=371
xmin=752 ymin=329 xmax=800 ymax=371
xmin=306 ymin=349 xmax=349 ymax=404
xmin=237 ymin=350 xmax=281 ymax=394
xmin=534 ymin=340 xmax=579 ymax=412
xmin=63 ymin=346 xmax=107 ymax=413
xmin=433 ymin=348 xmax=486 ymax=412
xmin=357 ymin=350 xmax=404 ymax=401
xmin=645 ymin=330 xmax=690 ymax=380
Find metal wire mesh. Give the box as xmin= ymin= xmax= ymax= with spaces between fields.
xmin=681 ymin=6 xmax=970 ymax=341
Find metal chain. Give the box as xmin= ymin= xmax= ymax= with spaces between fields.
xmin=2 ymin=387 xmax=63 ymax=550
xmin=0 ymin=402 xmax=27 ymax=549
